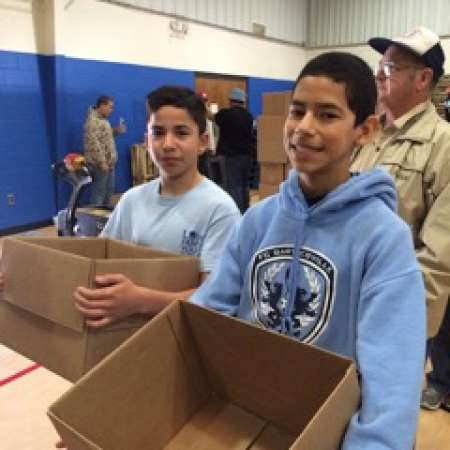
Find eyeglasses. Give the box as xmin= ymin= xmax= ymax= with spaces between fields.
xmin=375 ymin=61 xmax=425 ymax=78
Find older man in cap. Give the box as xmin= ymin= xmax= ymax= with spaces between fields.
xmin=351 ymin=26 xmax=450 ymax=412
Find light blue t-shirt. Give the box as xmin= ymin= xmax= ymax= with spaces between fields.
xmin=101 ymin=177 xmax=241 ymax=272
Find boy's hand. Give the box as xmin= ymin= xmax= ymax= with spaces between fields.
xmin=74 ymin=274 xmax=145 ymax=328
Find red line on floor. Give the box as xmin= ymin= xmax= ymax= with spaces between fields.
xmin=0 ymin=363 xmax=41 ymax=387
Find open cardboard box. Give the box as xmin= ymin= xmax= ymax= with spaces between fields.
xmin=0 ymin=237 xmax=199 ymax=381
xmin=48 ymin=301 xmax=360 ymax=450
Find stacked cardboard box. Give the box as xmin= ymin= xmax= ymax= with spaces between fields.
xmin=130 ymin=143 xmax=159 ymax=185
xmin=431 ymin=74 xmax=450 ymax=120
xmin=48 ymin=301 xmax=360 ymax=450
xmin=258 ymin=91 xmax=292 ymax=200
xmin=0 ymin=237 xmax=199 ymax=381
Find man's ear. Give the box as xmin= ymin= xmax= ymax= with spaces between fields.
xmin=355 ymin=114 xmax=379 ymax=146
xmin=418 ymin=67 xmax=434 ymax=91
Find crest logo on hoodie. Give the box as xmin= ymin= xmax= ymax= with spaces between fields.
xmin=250 ymin=245 xmax=335 ymax=343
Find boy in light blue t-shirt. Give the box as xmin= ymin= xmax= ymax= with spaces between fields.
xmin=72 ymin=86 xmax=240 ymax=327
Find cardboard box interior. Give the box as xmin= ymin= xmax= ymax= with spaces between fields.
xmin=48 ymin=302 xmax=359 ymax=450
xmin=0 ymin=237 xmax=199 ymax=381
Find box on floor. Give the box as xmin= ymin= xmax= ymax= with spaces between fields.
xmin=0 ymin=237 xmax=199 ymax=382
xmin=48 ymin=301 xmax=360 ymax=450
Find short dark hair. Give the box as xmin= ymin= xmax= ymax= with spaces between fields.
xmin=95 ymin=95 xmax=113 ymax=108
xmin=146 ymin=86 xmax=207 ymax=134
xmin=295 ymin=52 xmax=377 ymax=126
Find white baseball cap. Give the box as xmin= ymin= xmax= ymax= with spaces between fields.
xmin=369 ymin=26 xmax=445 ymax=82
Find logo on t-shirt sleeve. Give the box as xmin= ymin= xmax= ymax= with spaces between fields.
xmin=181 ymin=229 xmax=204 ymax=256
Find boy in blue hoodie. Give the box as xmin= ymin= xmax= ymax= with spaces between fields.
xmin=191 ymin=52 xmax=426 ymax=450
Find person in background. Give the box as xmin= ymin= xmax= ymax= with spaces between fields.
xmin=215 ymin=87 xmax=254 ymax=213
xmin=196 ymin=91 xmax=218 ymax=177
xmin=84 ymin=95 xmax=126 ymax=207
xmin=443 ymin=86 xmax=450 ymax=122
xmin=73 ymin=86 xmax=240 ymax=327
xmin=350 ymin=26 xmax=450 ymax=412
xmin=192 ymin=52 xmax=425 ymax=450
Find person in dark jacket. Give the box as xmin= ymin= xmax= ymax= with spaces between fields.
xmin=215 ymin=88 xmax=254 ymax=213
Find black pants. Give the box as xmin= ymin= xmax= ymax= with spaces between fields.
xmin=222 ymin=154 xmax=251 ymax=213
xmin=427 ymin=300 xmax=450 ymax=393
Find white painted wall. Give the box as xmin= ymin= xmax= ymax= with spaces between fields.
xmin=1 ymin=0 xmax=448 ymax=78
xmin=61 ymin=0 xmax=303 ymax=80
xmin=0 ymin=0 xmax=304 ymax=80
xmin=0 ymin=0 xmax=54 ymax=54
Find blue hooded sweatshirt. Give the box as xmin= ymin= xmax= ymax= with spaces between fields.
xmin=192 ymin=167 xmax=426 ymax=450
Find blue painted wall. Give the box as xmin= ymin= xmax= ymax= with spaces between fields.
xmin=0 ymin=49 xmax=294 ymax=231
xmin=0 ymin=51 xmax=56 ymax=231
xmin=248 ymin=77 xmax=294 ymax=118
xmin=52 ymin=55 xmax=195 ymax=209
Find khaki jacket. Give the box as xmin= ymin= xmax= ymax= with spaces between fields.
xmin=351 ymin=101 xmax=450 ymax=337
xmin=83 ymin=107 xmax=117 ymax=168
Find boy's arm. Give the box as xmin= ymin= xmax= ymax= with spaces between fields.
xmin=74 ymin=272 xmax=209 ymax=328
xmin=76 ymin=213 xmax=243 ymax=328
xmin=191 ymin=223 xmax=243 ymax=315
xmin=342 ymin=230 xmax=426 ymax=450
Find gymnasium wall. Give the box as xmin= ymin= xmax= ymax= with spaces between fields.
xmin=0 ymin=0 xmax=300 ymax=230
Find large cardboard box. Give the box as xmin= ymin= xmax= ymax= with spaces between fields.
xmin=130 ymin=143 xmax=159 ymax=186
xmin=48 ymin=301 xmax=360 ymax=450
xmin=0 ymin=237 xmax=199 ymax=381
xmin=259 ymin=163 xmax=285 ymax=185
xmin=257 ymin=115 xmax=287 ymax=163
xmin=258 ymin=183 xmax=281 ymax=200
xmin=262 ymin=91 xmax=292 ymax=116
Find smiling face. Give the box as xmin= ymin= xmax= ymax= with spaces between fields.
xmin=147 ymin=106 xmax=208 ymax=182
xmin=284 ymin=75 xmax=375 ymax=196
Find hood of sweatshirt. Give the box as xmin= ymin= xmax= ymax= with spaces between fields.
xmin=279 ymin=167 xmax=397 ymax=219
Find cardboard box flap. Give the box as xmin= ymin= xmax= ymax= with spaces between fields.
xmin=95 ymin=258 xmax=200 ymax=292
xmin=182 ymin=303 xmax=353 ymax=435
xmin=106 ymin=239 xmax=183 ymax=259
xmin=2 ymin=238 xmax=90 ymax=332
xmin=48 ymin=303 xmax=210 ymax=450
xmin=290 ymin=366 xmax=360 ymax=450
xmin=15 ymin=236 xmax=106 ymax=258
xmin=48 ymin=413 xmax=101 ymax=450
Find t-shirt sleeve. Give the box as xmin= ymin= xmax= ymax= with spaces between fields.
xmin=191 ymin=221 xmax=243 ymax=316
xmin=199 ymin=203 xmax=241 ymax=273
xmin=100 ymin=197 xmax=125 ymax=239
